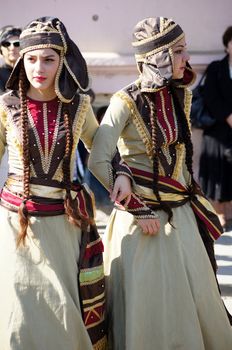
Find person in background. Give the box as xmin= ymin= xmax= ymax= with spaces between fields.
xmin=89 ymin=17 xmax=232 ymax=350
xmin=0 ymin=25 xmax=21 ymax=94
xmin=199 ymin=26 xmax=232 ymax=230
xmin=0 ymin=26 xmax=22 ymax=190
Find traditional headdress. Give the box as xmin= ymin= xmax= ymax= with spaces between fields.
xmin=0 ymin=25 xmax=21 ymax=45
xmin=6 ymin=16 xmax=89 ymax=102
xmin=132 ymin=17 xmax=185 ymax=91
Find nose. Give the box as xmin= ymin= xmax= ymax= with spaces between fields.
xmin=184 ymin=51 xmax=190 ymax=62
xmin=34 ymin=59 xmax=44 ymax=73
xmin=8 ymin=43 xmax=17 ymax=51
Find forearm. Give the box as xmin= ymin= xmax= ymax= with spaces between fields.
xmin=88 ymin=95 xmax=130 ymax=191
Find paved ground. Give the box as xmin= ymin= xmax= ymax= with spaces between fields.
xmin=215 ymin=230 xmax=232 ymax=314
xmin=96 ymin=206 xmax=232 ymax=315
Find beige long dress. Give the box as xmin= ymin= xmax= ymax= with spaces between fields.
xmin=0 ymin=92 xmax=98 ymax=350
xmin=89 ymin=85 xmax=232 ymax=350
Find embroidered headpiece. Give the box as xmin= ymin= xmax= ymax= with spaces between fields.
xmin=132 ymin=17 xmax=184 ymax=58
xmin=132 ymin=17 xmax=185 ymax=91
xmin=7 ymin=16 xmax=89 ymax=102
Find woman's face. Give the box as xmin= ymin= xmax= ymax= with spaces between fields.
xmin=1 ymin=35 xmax=20 ymax=67
xmin=172 ymin=36 xmax=190 ymax=79
xmin=24 ymin=48 xmax=60 ymax=98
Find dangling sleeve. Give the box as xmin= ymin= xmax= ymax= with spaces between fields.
xmin=88 ymin=94 xmax=131 ymax=190
xmin=0 ymin=105 xmax=7 ymax=163
xmin=79 ymin=100 xmax=99 ymax=151
xmin=89 ymin=94 xmax=159 ymax=220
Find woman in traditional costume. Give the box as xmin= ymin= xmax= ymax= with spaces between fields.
xmin=0 ymin=16 xmax=113 ymax=350
xmin=89 ymin=17 xmax=232 ymax=350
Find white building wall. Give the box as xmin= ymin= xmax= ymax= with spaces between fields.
xmin=0 ymin=0 xmax=231 ymax=94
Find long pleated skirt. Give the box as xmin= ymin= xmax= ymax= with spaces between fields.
xmin=0 ymin=206 xmax=93 ymax=350
xmin=103 ymin=202 xmax=232 ymax=350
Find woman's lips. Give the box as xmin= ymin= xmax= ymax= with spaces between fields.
xmin=34 ymin=76 xmax=46 ymax=82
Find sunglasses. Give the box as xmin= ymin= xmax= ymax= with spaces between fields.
xmin=1 ymin=41 xmax=20 ymax=48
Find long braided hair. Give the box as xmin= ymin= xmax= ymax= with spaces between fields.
xmin=143 ymin=86 xmax=199 ymax=223
xmin=143 ymin=92 xmax=173 ymax=223
xmin=169 ymin=84 xmax=199 ymax=195
xmin=17 ymin=64 xmax=89 ymax=246
xmin=17 ymin=63 xmax=30 ymax=246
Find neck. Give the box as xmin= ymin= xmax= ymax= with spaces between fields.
xmin=27 ymin=86 xmax=57 ymax=101
xmin=5 ymin=60 xmax=15 ymax=68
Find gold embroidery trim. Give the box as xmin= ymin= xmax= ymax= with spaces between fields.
xmin=172 ymin=143 xmax=185 ymax=180
xmin=93 ymin=336 xmax=107 ymax=350
xmin=71 ymin=94 xmax=90 ymax=161
xmin=115 ymin=91 xmax=153 ymax=161
xmin=184 ymin=89 xmax=192 ymax=130
xmin=132 ymin=22 xmax=178 ymax=46
xmin=135 ymin=33 xmax=185 ymax=62
xmin=20 ymin=44 xmax=63 ymax=56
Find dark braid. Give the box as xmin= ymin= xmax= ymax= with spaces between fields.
xmin=17 ymin=64 xmax=30 ymax=246
xmin=144 ymin=92 xmax=173 ymax=223
xmin=62 ymin=107 xmax=90 ymax=229
xmin=169 ymin=85 xmax=199 ymax=194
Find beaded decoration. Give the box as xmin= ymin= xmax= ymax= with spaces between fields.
xmin=27 ymin=101 xmax=62 ymax=174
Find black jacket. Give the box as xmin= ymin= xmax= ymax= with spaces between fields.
xmin=0 ymin=63 xmax=12 ymax=94
xmin=203 ymin=55 xmax=232 ymax=145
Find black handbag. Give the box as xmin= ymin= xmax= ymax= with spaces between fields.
xmin=190 ymin=70 xmax=216 ymax=129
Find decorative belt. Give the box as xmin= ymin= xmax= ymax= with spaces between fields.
xmin=0 ymin=188 xmax=64 ymax=216
xmin=0 ymin=185 xmax=91 ymax=219
xmin=129 ymin=167 xmax=223 ymax=241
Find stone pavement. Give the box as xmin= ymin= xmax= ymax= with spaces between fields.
xmin=96 ymin=206 xmax=232 ymax=315
xmin=215 ymin=230 xmax=232 ymax=314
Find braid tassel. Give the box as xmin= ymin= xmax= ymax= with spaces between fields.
xmin=62 ymin=108 xmax=90 ymax=230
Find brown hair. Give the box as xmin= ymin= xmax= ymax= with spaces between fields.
xmin=17 ymin=64 xmax=89 ymax=246
xmin=169 ymin=85 xmax=199 ymax=195
xmin=222 ymin=26 xmax=232 ymax=48
xmin=17 ymin=63 xmax=30 ymax=246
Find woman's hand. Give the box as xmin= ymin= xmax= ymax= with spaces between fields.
xmin=226 ymin=113 xmax=232 ymax=128
xmin=110 ymin=175 xmax=132 ymax=206
xmin=137 ymin=218 xmax=160 ymax=236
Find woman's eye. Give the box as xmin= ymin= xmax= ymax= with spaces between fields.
xmin=174 ymin=50 xmax=182 ymax=54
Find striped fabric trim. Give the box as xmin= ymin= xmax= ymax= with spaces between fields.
xmin=79 ymin=265 xmax=104 ymax=284
xmin=78 ymin=186 xmax=107 ymax=349
xmin=0 ymin=188 xmax=64 ymax=215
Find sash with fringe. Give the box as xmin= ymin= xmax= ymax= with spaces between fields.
xmin=129 ymin=167 xmax=223 ymax=241
xmin=73 ymin=184 xmax=108 ymax=350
